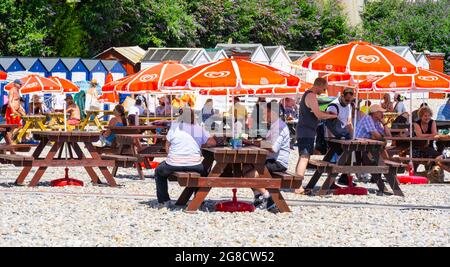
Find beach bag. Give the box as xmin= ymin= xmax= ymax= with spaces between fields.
xmin=324 ymin=103 xmax=351 ymax=139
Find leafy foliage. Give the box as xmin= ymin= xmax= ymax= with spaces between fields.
xmin=359 ymin=0 xmax=450 ymax=72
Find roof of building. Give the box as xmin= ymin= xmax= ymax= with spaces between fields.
xmin=141 ymin=48 xmax=208 ymax=64
xmin=95 ymin=46 xmax=146 ymax=65
xmin=81 ymin=59 xmax=103 ymax=71
xmin=17 ymin=57 xmax=39 ymax=69
xmin=61 ymin=58 xmax=82 ymax=70
xmin=39 ymin=58 xmax=61 ymax=71
xmin=215 ymin=43 xmax=263 ymax=57
xmin=384 ymin=46 xmax=412 ymax=57
xmin=0 ymin=57 xmax=20 ymax=69
xmin=101 ymin=60 xmax=119 ymax=71
xmin=286 ymin=51 xmax=317 ymax=62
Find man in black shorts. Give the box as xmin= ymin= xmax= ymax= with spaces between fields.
xmin=295 ymin=78 xmax=337 ymax=194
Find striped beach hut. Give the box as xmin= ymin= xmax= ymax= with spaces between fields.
xmin=82 ymin=59 xmax=108 ymax=86
xmin=40 ymin=58 xmax=70 ymax=79
xmin=101 ymin=60 xmax=126 ymax=81
xmin=17 ymin=57 xmax=47 ymax=76
xmin=61 ymin=58 xmax=89 ymax=82
xmin=0 ymin=57 xmax=25 ymax=72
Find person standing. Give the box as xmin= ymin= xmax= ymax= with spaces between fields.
xmin=295 ymin=78 xmax=337 ymax=194
xmin=6 ymin=79 xmax=26 ymax=126
xmin=85 ymin=79 xmax=100 ymax=111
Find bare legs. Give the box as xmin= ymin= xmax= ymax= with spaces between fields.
xmin=294 ymin=155 xmax=309 ymax=194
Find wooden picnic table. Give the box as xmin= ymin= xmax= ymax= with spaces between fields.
xmin=385 ymin=135 xmax=450 ymax=182
xmin=46 ymin=112 xmax=68 ymax=129
xmin=79 ymin=110 xmax=115 ymax=131
xmin=436 ymin=120 xmax=450 ymax=130
xmin=0 ymin=131 xmax=117 ymax=187
xmin=0 ymin=124 xmax=33 ymax=154
xmin=305 ymin=138 xmax=404 ymax=196
xmin=139 ymin=116 xmax=176 ymax=123
xmin=16 ymin=115 xmax=48 ymax=142
xmin=103 ymin=134 xmax=167 ymax=179
xmin=172 ymin=146 xmax=301 ymax=212
xmin=107 ymin=125 xmax=168 ymax=135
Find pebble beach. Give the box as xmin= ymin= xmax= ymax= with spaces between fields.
xmin=0 ymin=146 xmax=448 ymax=247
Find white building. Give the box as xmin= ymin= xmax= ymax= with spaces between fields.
xmin=205 ymin=48 xmax=228 ymax=61
xmin=413 ymin=52 xmax=431 ymax=70
xmin=264 ymin=46 xmax=292 ymax=73
xmin=215 ymin=43 xmax=271 ymax=65
xmin=140 ymin=48 xmax=211 ymax=69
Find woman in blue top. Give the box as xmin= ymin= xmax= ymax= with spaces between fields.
xmin=95 ymin=104 xmax=127 ymax=147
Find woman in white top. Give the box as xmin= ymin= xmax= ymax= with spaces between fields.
xmin=154 ymin=108 xmax=216 ymax=207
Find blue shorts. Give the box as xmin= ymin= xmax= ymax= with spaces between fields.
xmin=297 ymin=137 xmax=315 ymax=156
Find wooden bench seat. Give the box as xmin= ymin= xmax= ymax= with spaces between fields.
xmin=0 ymin=154 xmax=34 ymax=166
xmin=309 ymin=159 xmax=390 ymax=174
xmin=0 ymin=144 xmax=33 ymax=152
xmin=101 ymin=154 xmax=139 ymax=168
xmin=271 ymin=171 xmax=303 ymax=189
xmin=391 ymin=157 xmax=449 ymax=163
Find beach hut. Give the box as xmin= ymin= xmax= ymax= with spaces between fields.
xmin=17 ymin=57 xmax=47 ymax=77
xmin=140 ymin=48 xmax=211 ymax=69
xmin=205 ymin=48 xmax=228 ymax=61
xmin=414 ymin=52 xmax=430 ymax=70
xmin=215 ymin=43 xmax=271 ymax=65
xmin=82 ymin=59 xmax=108 ymax=86
xmin=40 ymin=58 xmax=70 ymax=79
xmin=62 ymin=58 xmax=89 ymax=82
xmin=0 ymin=57 xmax=25 ymax=72
xmin=264 ymin=46 xmax=292 ymax=73
xmin=101 ymin=60 xmax=126 ymax=81
xmin=94 ymin=46 xmax=146 ymax=75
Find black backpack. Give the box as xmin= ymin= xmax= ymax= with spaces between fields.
xmin=324 ymin=103 xmax=351 ymax=140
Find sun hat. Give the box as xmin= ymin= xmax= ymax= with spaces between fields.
xmin=13 ymin=79 xmax=23 ymax=85
xmin=369 ymin=104 xmax=386 ymax=114
xmin=90 ymin=79 xmax=98 ymax=86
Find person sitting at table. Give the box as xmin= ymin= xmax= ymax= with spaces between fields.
xmin=436 ymin=97 xmax=450 ymax=120
xmin=128 ymin=98 xmax=144 ymax=125
xmin=413 ymin=106 xmax=440 ymax=158
xmin=65 ymin=95 xmax=81 ymax=126
xmin=393 ymin=93 xmax=408 ymax=114
xmin=249 ymin=97 xmax=267 ymax=134
xmin=381 ymin=93 xmax=394 ymax=112
xmin=355 ymin=104 xmax=391 ymax=141
xmin=154 ymin=107 xmax=216 ymax=208
xmin=29 ymin=94 xmax=49 ymax=115
xmin=201 ymin=99 xmax=219 ymax=131
xmin=281 ymin=97 xmax=298 ymax=121
xmin=242 ymin=102 xmax=291 ymax=211
xmin=156 ymin=96 xmax=171 ymax=116
xmin=94 ymin=104 xmax=127 ymax=147
xmin=412 ymin=103 xmax=428 ymax=122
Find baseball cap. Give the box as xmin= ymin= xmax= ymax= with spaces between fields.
xmin=65 ymin=94 xmax=74 ymax=100
xmin=343 ymin=87 xmax=354 ymax=95
xmin=369 ymin=104 xmax=386 ymax=114
xmin=13 ymin=79 xmax=23 ymax=85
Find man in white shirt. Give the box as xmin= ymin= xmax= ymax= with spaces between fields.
xmin=245 ymin=103 xmax=291 ymax=212
xmin=325 ymin=88 xmax=354 ymax=139
xmin=127 ymin=99 xmax=144 ymax=125
xmin=154 ymin=108 xmax=216 ymax=208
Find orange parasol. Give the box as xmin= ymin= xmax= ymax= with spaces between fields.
xmin=301 ymin=41 xmax=418 ymax=76
xmin=5 ymin=74 xmax=61 ymax=94
xmin=49 ymin=76 xmax=79 ymax=93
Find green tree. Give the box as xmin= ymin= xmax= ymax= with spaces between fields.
xmin=359 ymin=0 xmax=450 ymax=72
